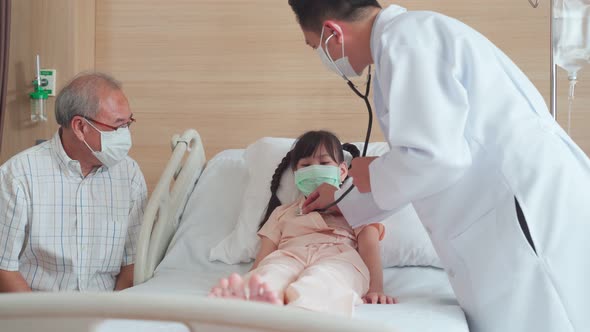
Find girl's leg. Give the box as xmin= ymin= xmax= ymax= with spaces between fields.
xmin=284 ymin=256 xmax=369 ymax=316
xmin=244 ymin=252 xmax=305 ymax=303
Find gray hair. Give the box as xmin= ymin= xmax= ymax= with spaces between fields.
xmin=55 ymin=72 xmax=123 ymax=128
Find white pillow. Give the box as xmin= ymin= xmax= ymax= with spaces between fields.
xmin=209 ymin=137 xmax=441 ymax=268
xmin=159 ymin=150 xmax=250 ymax=271
xmin=209 ymin=138 xmax=299 ymax=263
xmin=379 ymin=204 xmax=442 ymax=268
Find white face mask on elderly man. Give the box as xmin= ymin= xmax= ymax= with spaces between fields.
xmin=82 ymin=119 xmax=132 ymax=168
xmin=316 ymin=26 xmax=361 ymax=80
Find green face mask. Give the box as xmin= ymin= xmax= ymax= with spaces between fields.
xmin=294 ymin=165 xmax=341 ymax=197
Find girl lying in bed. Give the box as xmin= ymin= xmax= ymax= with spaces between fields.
xmin=209 ymin=130 xmax=395 ymax=316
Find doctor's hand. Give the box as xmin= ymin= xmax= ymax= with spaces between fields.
xmin=349 ymin=157 xmax=378 ymax=193
xmin=301 ymin=183 xmax=341 ymax=215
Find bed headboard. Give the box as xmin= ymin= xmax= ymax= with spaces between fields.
xmin=134 ymin=129 xmax=206 ymax=285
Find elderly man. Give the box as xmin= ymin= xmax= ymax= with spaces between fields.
xmin=0 ymin=72 xmax=147 ymax=292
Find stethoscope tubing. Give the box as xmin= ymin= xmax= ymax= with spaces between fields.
xmin=317 ymin=68 xmax=373 ymax=213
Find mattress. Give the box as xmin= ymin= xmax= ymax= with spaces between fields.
xmin=97 ymin=149 xmax=468 ymax=332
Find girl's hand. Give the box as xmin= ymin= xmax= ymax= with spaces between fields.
xmin=363 ymin=291 xmax=396 ymax=304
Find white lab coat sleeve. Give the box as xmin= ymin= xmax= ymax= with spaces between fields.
xmin=370 ymin=45 xmax=472 ymax=211
xmin=336 ymin=178 xmax=400 ymax=227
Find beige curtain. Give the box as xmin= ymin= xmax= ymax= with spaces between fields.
xmin=0 ymin=0 xmax=10 ymax=152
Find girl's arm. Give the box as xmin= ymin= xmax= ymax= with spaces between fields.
xmin=250 ymin=236 xmax=278 ymax=271
xmin=357 ymin=225 xmax=395 ymax=304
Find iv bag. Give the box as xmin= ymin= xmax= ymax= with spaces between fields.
xmin=553 ymin=0 xmax=590 ymax=78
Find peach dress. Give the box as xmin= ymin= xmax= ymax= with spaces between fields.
xmin=250 ymin=197 xmax=385 ymax=316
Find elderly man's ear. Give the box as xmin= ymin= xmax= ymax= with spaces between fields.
xmin=69 ymin=116 xmax=88 ymax=142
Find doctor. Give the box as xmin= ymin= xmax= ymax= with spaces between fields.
xmin=290 ymin=1 xmax=590 ymax=332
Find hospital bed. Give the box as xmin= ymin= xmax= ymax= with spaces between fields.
xmin=0 ymin=129 xmax=469 ymax=332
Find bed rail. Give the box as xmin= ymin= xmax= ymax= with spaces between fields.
xmin=0 ymin=293 xmax=397 ymax=332
xmin=134 ymin=129 xmax=207 ymax=285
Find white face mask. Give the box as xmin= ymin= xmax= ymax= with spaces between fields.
xmin=317 ymin=26 xmax=361 ymax=80
xmin=83 ymin=119 xmax=132 ymax=168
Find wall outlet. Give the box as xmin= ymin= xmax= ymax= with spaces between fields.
xmin=40 ymin=69 xmax=57 ymax=96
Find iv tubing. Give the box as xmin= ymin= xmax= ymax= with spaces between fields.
xmin=550 ymin=0 xmax=558 ymax=120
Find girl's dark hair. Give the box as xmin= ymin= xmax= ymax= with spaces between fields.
xmin=259 ymin=130 xmax=360 ymax=230
xmin=288 ymin=0 xmax=382 ymax=32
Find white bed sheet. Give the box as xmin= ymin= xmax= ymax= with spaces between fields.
xmin=99 ymin=149 xmax=468 ymax=332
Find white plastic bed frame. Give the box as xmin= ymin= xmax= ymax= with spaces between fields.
xmin=0 ymin=129 xmax=396 ymax=332
xmin=134 ymin=129 xmax=207 ymax=285
xmin=0 ymin=292 xmax=395 ymax=332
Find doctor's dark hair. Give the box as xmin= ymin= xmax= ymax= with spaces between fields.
xmin=259 ymin=130 xmax=360 ymax=230
xmin=288 ymin=0 xmax=382 ymax=32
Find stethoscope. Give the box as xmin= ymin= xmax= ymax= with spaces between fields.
xmin=315 ymin=33 xmax=374 ymax=213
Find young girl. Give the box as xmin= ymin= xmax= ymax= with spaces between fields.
xmin=210 ymin=131 xmax=394 ymax=316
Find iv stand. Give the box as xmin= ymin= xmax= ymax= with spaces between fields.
xmin=530 ymin=0 xmax=558 ymax=119
xmin=550 ymin=0 xmax=558 ymax=120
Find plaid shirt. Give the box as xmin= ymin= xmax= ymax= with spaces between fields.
xmin=0 ymin=131 xmax=147 ymax=291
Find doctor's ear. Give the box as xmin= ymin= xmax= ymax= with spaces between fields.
xmin=323 ymin=21 xmax=344 ymax=43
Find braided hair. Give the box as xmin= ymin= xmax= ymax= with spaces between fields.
xmin=259 ymin=131 xmax=361 ymax=230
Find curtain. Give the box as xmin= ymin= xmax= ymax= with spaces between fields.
xmin=0 ymin=0 xmax=11 ymax=153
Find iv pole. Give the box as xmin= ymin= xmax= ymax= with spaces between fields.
xmin=550 ymin=0 xmax=558 ymax=119
xmin=529 ymin=0 xmax=558 ymax=119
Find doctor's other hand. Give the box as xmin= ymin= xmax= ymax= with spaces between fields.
xmin=301 ymin=183 xmax=341 ymax=215
xmin=349 ymin=157 xmax=378 ymax=193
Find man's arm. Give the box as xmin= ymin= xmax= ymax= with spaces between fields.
xmin=120 ymin=162 xmax=148 ymax=287
xmin=114 ymin=265 xmax=134 ymax=291
xmin=0 ymin=167 xmax=30 ymax=293
xmin=0 ymin=270 xmax=32 ymax=292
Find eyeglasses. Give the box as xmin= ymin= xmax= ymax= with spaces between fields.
xmin=82 ymin=115 xmax=136 ymax=131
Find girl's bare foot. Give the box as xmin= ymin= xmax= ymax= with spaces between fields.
xmin=209 ymin=273 xmax=282 ymax=305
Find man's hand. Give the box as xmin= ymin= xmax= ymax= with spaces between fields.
xmin=301 ymin=183 xmax=341 ymax=214
xmin=114 ymin=265 xmax=134 ymax=291
xmin=349 ymin=157 xmax=378 ymax=193
xmin=0 ymin=270 xmax=32 ymax=293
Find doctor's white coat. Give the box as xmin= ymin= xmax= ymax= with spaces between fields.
xmin=337 ymin=5 xmax=590 ymax=332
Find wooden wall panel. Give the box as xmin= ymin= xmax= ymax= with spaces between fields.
xmin=90 ymin=0 xmax=587 ymax=190
xmin=96 ymin=0 xmax=387 ymax=190
xmin=0 ymin=0 xmax=95 ymax=163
